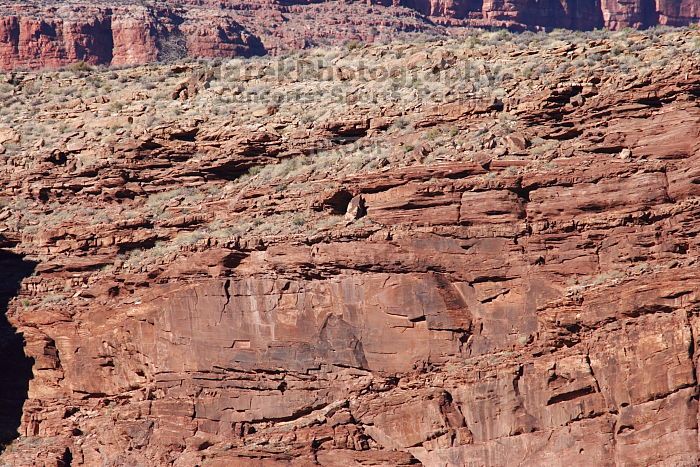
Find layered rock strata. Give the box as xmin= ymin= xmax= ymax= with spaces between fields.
xmin=0 ymin=28 xmax=699 ymax=466
xmin=0 ymin=0 xmax=698 ymax=70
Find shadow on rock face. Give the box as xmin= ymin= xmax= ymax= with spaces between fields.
xmin=0 ymin=250 xmax=36 ymax=450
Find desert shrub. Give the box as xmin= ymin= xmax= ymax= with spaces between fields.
xmin=67 ymin=61 xmax=93 ymax=72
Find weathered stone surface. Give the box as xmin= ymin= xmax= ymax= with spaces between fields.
xmin=0 ymin=28 xmax=699 ymax=466
xmin=0 ymin=3 xmax=266 ymax=71
xmin=0 ymin=0 xmax=698 ymax=70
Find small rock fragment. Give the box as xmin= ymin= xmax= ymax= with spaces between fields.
xmin=345 ymin=195 xmax=366 ymax=220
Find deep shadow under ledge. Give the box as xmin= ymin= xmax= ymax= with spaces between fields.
xmin=0 ymin=250 xmax=36 ymax=451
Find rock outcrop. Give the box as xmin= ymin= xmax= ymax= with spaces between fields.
xmin=0 ymin=28 xmax=699 ymax=466
xmin=387 ymin=0 xmax=700 ymax=29
xmin=0 ymin=2 xmax=266 ymax=70
xmin=0 ymin=0 xmax=698 ymax=70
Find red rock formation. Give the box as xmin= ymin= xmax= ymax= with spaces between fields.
xmin=0 ymin=4 xmax=266 ymax=70
xmin=0 ymin=0 xmax=698 ymax=71
xmin=0 ymin=29 xmax=699 ymax=466
xmin=380 ymin=0 xmax=699 ymax=29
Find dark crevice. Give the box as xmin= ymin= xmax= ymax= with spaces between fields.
xmin=117 ymin=238 xmax=158 ymax=255
xmin=509 ymin=184 xmax=535 ymax=203
xmin=634 ymin=97 xmax=664 ymax=107
xmin=590 ymin=145 xmax=625 ymax=154
xmin=137 ymin=140 xmax=163 ymax=151
xmin=222 ymin=252 xmax=248 ymax=270
xmin=546 ymin=386 xmax=595 ymax=405
xmin=0 ymin=250 xmax=36 ymax=451
xmin=204 ymin=159 xmax=268 ymax=181
xmin=321 ymin=189 xmax=354 ymax=215
xmin=59 ymin=447 xmax=72 ymax=467
xmin=169 ymin=129 xmax=198 ymax=142
xmin=470 ymin=275 xmax=513 ymax=284
xmin=687 ymin=314 xmax=697 ymax=389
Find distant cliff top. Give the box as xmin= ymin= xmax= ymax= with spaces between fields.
xmin=0 ymin=0 xmax=697 ymax=70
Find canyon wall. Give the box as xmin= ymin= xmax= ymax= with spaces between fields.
xmin=389 ymin=0 xmax=700 ymax=29
xmin=0 ymin=3 xmax=266 ymax=70
xmin=0 ymin=0 xmax=697 ymax=70
xmin=0 ymin=29 xmax=698 ymax=465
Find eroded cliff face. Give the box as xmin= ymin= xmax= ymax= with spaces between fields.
xmin=0 ymin=0 xmax=698 ymax=71
xmin=389 ymin=0 xmax=700 ymax=29
xmin=0 ymin=3 xmax=266 ymax=70
xmin=0 ymin=28 xmax=699 ymax=466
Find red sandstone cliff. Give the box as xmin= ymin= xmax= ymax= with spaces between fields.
xmin=0 ymin=3 xmax=266 ymax=70
xmin=0 ymin=0 xmax=698 ymax=71
xmin=389 ymin=0 xmax=700 ymax=29
xmin=0 ymin=28 xmax=698 ymax=465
